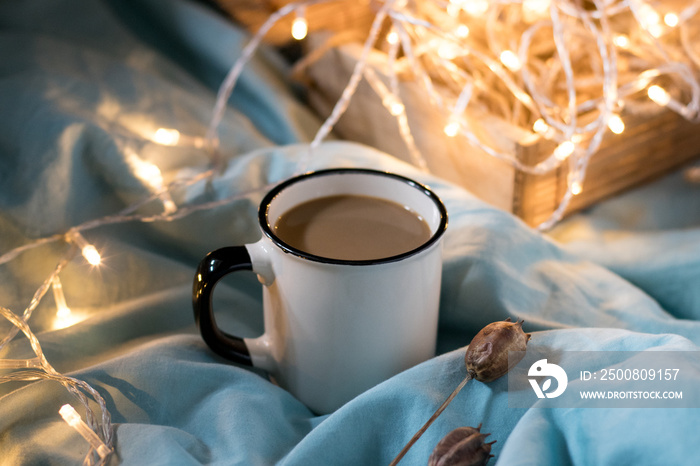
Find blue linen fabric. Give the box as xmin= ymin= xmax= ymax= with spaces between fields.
xmin=1 ymin=0 xmax=699 ymax=465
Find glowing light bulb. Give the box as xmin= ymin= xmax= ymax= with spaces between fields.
xmin=637 ymin=4 xmax=663 ymax=36
xmin=152 ymin=128 xmax=180 ymax=146
xmin=134 ymin=159 xmax=162 ymax=185
xmin=613 ymin=34 xmax=630 ymax=48
xmin=291 ymin=13 xmax=308 ymax=40
xmin=383 ymin=95 xmax=404 ymax=116
xmin=59 ymin=405 xmax=111 ymax=459
xmin=444 ymin=119 xmax=460 ymax=137
xmin=523 ymin=0 xmax=550 ymax=21
xmin=639 ymin=4 xmax=660 ymax=27
xmin=500 ymin=50 xmax=521 ymax=71
xmin=82 ymin=245 xmax=101 ymax=266
xmin=648 ymin=85 xmax=671 ymax=106
xmin=554 ymin=140 xmax=575 ymax=160
xmin=52 ymin=276 xmax=69 ymax=314
xmin=56 ymin=305 xmax=71 ymax=320
xmin=533 ymin=118 xmax=549 ymax=134
xmin=51 ymin=275 xmax=74 ymax=330
xmin=53 ymin=307 xmax=83 ymax=330
xmin=664 ymin=13 xmax=679 ymax=27
xmin=59 ymin=404 xmax=81 ymax=428
xmin=390 ymin=101 xmax=405 ymax=116
xmin=607 ymin=114 xmax=625 ymax=134
xmin=571 ymin=181 xmax=583 ymax=195
xmin=68 ymin=231 xmax=102 ymax=266
xmin=386 ymin=30 xmax=399 ymax=45
xmin=464 ymin=0 xmax=489 ymax=16
xmin=455 ymin=25 xmax=470 ymax=39
xmin=438 ymin=41 xmax=462 ymax=60
xmin=125 ymin=150 xmax=177 ymax=214
xmin=51 ymin=276 xmax=88 ymax=329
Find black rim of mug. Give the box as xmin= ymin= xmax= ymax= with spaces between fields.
xmin=258 ymin=168 xmax=448 ymax=266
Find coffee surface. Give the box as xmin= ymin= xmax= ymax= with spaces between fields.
xmin=273 ymin=195 xmax=431 ymax=261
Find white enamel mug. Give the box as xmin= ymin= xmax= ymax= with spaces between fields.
xmin=193 ymin=168 xmax=448 ymax=413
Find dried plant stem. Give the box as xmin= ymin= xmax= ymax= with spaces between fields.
xmin=389 ymin=372 xmax=473 ymax=466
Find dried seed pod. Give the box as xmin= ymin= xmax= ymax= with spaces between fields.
xmin=465 ymin=318 xmax=531 ymax=383
xmin=389 ymin=319 xmax=531 ymax=466
xmin=428 ymin=425 xmax=495 ymax=466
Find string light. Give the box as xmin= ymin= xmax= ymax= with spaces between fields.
xmin=67 ymin=231 xmax=101 ymax=266
xmin=51 ymin=275 xmax=81 ymax=330
xmin=82 ymin=246 xmax=101 ymax=266
xmin=151 ymin=128 xmax=204 ymax=149
xmin=1 ymin=0 xmax=697 ymax=327
xmin=499 ymin=50 xmax=521 ymax=72
xmin=443 ymin=118 xmax=460 ymax=137
xmin=69 ymin=233 xmax=100 ymax=266
xmin=129 ymin=154 xmax=162 ymax=184
xmin=437 ymin=40 xmax=462 ymax=60
xmin=52 ymin=276 xmax=70 ymax=318
xmin=522 ymin=0 xmax=551 ymax=20
xmin=455 ymin=25 xmax=469 ymax=39
xmin=648 ymin=85 xmax=671 ymax=106
xmin=571 ymin=180 xmax=583 ymax=195
xmin=126 ymin=149 xmax=178 ymax=214
xmin=637 ymin=3 xmax=660 ymax=29
xmin=151 ymin=128 xmax=180 ymax=146
xmin=607 ymin=114 xmax=625 ymax=135
xmin=1 ymin=304 xmax=114 ymax=464
xmin=59 ymin=404 xmax=112 ymax=460
xmin=274 ymin=4 xmax=696 ymax=229
xmin=664 ymin=13 xmax=680 ymax=28
xmin=0 ymin=357 xmax=42 ymax=370
xmin=533 ymin=118 xmax=549 ymax=135
xmin=463 ymin=0 xmax=489 ymax=17
xmin=291 ymin=8 xmax=308 ymax=41
xmin=613 ymin=34 xmax=630 ymax=48
xmin=384 ymin=96 xmax=405 ymax=116
xmin=198 ymin=0 xmax=700 ymax=230
xmin=554 ymin=140 xmax=575 ymax=161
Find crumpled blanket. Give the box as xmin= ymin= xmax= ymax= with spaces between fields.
xmin=1 ymin=0 xmax=699 ymax=465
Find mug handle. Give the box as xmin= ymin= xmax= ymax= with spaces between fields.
xmin=193 ymin=246 xmax=255 ymax=365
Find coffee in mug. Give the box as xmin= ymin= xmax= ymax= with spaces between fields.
xmin=193 ymin=168 xmax=448 ymax=413
xmin=273 ymin=194 xmax=432 ymax=261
